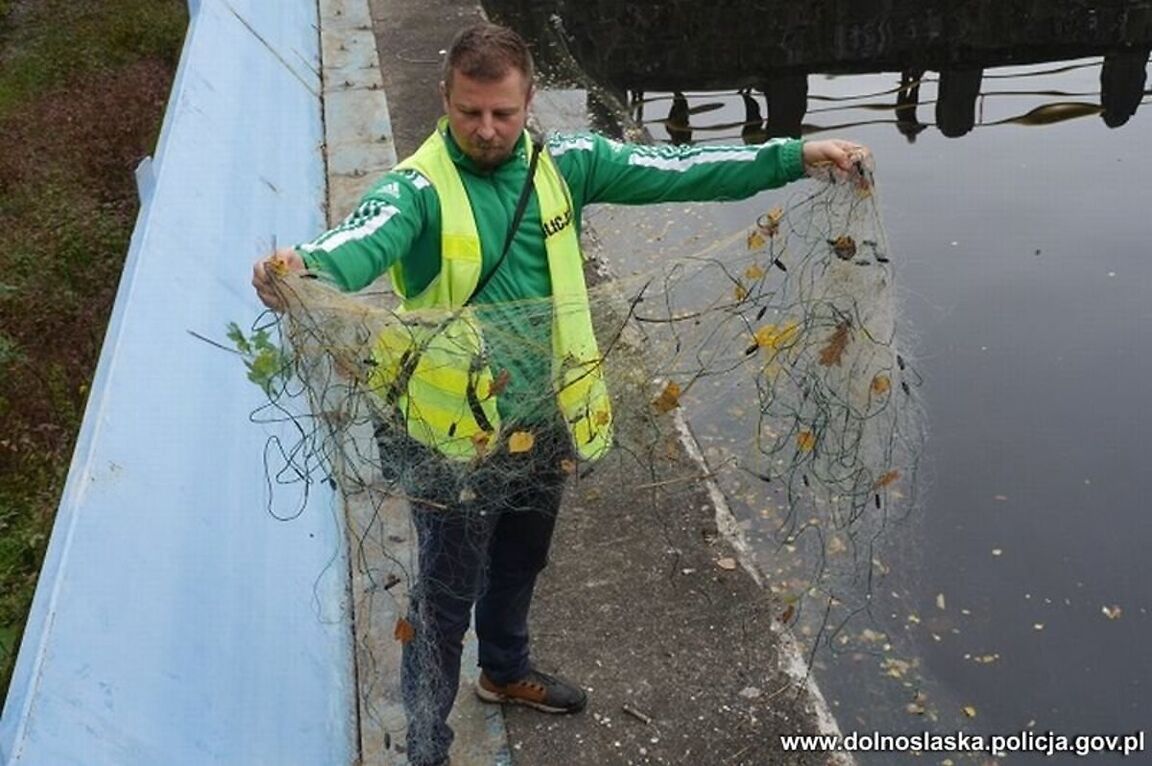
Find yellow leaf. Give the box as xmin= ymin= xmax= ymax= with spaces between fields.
xmin=560 ymin=458 xmax=577 ymax=475
xmin=753 ymin=322 xmax=799 ymax=351
xmin=652 ymin=381 xmax=681 ymax=413
xmin=268 ymin=256 xmax=291 ymax=277
xmin=734 ymin=282 xmax=748 ymax=301
xmin=757 ymin=207 xmax=783 ymax=237
xmin=871 ymin=374 xmax=891 ymax=395
xmin=745 ymin=263 xmax=765 ymax=280
xmin=746 ymin=230 xmax=766 ymax=250
xmin=508 ymin=431 xmax=535 ymax=454
xmin=797 ymin=431 xmax=816 ymax=452
xmin=593 ymin=409 xmax=611 ymax=426
xmin=962 ymin=705 xmax=977 ymax=718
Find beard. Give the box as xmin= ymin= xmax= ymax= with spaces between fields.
xmin=466 ymin=139 xmax=514 ymax=170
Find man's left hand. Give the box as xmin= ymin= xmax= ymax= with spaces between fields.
xmin=802 ymin=139 xmax=869 ymax=172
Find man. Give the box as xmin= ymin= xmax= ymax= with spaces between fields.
xmin=253 ymin=22 xmax=867 ymax=766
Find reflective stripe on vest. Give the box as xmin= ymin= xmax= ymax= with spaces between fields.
xmin=370 ymin=124 xmax=613 ymax=461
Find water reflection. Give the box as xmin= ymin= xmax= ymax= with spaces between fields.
xmin=490 ymin=0 xmax=1151 ymax=140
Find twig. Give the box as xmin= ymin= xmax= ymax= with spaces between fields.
xmin=187 ymin=329 xmax=242 ymax=354
xmin=621 ymin=703 xmax=652 ymax=725
xmin=633 ymin=472 xmax=716 ymax=490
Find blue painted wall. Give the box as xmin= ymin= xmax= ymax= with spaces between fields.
xmin=0 ymin=1 xmax=357 ymax=763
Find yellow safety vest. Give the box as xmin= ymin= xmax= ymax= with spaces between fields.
xmin=368 ymin=125 xmax=613 ymax=462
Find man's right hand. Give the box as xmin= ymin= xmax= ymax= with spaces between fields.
xmin=252 ymin=247 xmax=305 ymax=311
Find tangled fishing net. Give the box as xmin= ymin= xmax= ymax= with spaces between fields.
xmin=242 ymin=156 xmax=923 ymax=756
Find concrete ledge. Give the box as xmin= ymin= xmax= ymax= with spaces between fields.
xmin=320 ymin=0 xmax=398 ymax=222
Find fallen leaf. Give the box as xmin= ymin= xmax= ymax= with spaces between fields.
xmin=871 ymin=374 xmax=891 ymax=395
xmin=747 ymin=230 xmax=766 ymax=250
xmin=717 ymin=557 xmax=738 ymax=570
xmin=796 ymin=431 xmax=816 ymax=452
xmin=1102 ymin=605 xmax=1123 ymax=620
xmin=936 ymin=593 xmax=946 ymax=610
xmin=594 ymin=409 xmax=611 ymax=426
xmin=1033 ymin=623 xmax=1045 ymax=631
xmin=560 ymin=458 xmax=577 ymax=475
xmin=831 ymin=235 xmax=857 ymax=260
xmin=488 ymin=368 xmax=511 ymax=397
xmin=962 ymin=705 xmax=977 ymax=718
xmin=992 ymin=548 xmax=1003 ymax=557
xmin=757 ymin=207 xmax=783 ymax=237
xmin=268 ymin=255 xmax=292 ymax=276
xmin=881 ymin=657 xmax=912 ymax=679
xmin=508 ymin=431 xmax=535 ymax=454
xmin=754 ymin=322 xmax=799 ymax=351
xmin=778 ymin=604 xmax=796 ymax=624
xmin=818 ymin=321 xmax=851 ymax=367
xmin=734 ymin=282 xmax=749 ymax=300
xmin=873 ymin=469 xmax=900 ymax=489
xmin=745 ymin=263 xmax=766 ymax=280
xmin=652 ymin=381 xmax=682 ymax=413
xmin=394 ymin=617 xmax=415 ymax=644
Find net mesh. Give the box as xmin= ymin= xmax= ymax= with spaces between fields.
xmin=241 ymin=157 xmax=923 ymax=759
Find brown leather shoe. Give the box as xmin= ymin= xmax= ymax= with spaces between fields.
xmin=475 ymin=668 xmax=588 ymax=713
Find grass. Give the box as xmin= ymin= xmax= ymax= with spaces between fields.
xmin=0 ymin=0 xmax=187 ymax=702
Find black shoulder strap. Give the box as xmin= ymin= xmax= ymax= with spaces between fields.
xmin=465 ymin=138 xmax=544 ymax=306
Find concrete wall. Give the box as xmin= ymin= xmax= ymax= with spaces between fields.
xmin=0 ymin=1 xmax=356 ymax=763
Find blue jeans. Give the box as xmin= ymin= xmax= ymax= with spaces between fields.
xmin=381 ymin=424 xmax=571 ymax=765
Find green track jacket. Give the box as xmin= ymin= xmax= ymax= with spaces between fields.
xmin=298 ymin=128 xmax=806 ymax=421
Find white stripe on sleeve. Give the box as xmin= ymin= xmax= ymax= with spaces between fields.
xmin=627 ymin=146 xmax=760 ymax=172
xmin=299 ymin=204 xmax=399 ymax=254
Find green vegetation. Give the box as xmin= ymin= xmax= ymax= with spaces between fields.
xmin=227 ymin=322 xmax=293 ymax=396
xmin=0 ymin=0 xmax=186 ymax=118
xmin=0 ymin=0 xmax=187 ymax=701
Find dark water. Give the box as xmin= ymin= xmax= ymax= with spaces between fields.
xmin=488 ymin=1 xmax=1151 ymax=761
xmin=786 ymin=64 xmax=1152 ymax=762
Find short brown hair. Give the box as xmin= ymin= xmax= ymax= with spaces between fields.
xmin=443 ymin=22 xmax=534 ymax=90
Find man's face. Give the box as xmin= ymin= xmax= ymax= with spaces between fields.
xmin=441 ymin=68 xmax=533 ymax=170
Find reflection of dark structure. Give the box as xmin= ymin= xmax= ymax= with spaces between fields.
xmin=739 ymin=88 xmax=767 ymax=144
xmin=487 ymin=0 xmax=1152 ymax=138
xmin=763 ymin=74 xmax=808 ymax=139
xmin=936 ymin=68 xmax=984 ymax=138
xmin=895 ymin=69 xmax=927 ymax=142
xmin=738 ymin=79 xmax=808 ymax=142
xmin=1101 ymin=47 xmax=1151 ymax=127
xmin=666 ymin=91 xmax=693 ymax=144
